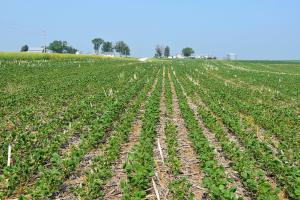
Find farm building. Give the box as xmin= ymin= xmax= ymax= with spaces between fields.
xmin=28 ymin=47 xmax=48 ymax=53
xmin=101 ymin=52 xmax=116 ymax=57
xmin=176 ymin=54 xmax=185 ymax=59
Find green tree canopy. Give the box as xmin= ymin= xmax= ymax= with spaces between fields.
xmin=92 ymin=38 xmax=104 ymax=55
xmin=115 ymin=41 xmax=130 ymax=56
xmin=182 ymin=47 xmax=194 ymax=57
xmin=155 ymin=45 xmax=164 ymax=58
xmin=64 ymin=46 xmax=78 ymax=54
xmin=102 ymin=41 xmax=113 ymax=53
xmin=164 ymin=46 xmax=170 ymax=57
xmin=123 ymin=45 xmax=130 ymax=57
xmin=20 ymin=45 xmax=29 ymax=52
xmin=48 ymin=40 xmax=66 ymax=53
xmin=48 ymin=40 xmax=77 ymax=54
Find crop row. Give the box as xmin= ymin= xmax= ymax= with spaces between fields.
xmin=175 ymin=73 xmax=280 ymax=199
xmin=170 ymin=69 xmax=241 ymax=199
xmin=164 ymin=68 xmax=193 ymax=199
xmin=164 ymin=69 xmax=180 ymax=176
xmin=0 ymin=60 xmax=141 ymax=172
xmin=0 ymin=60 xmax=158 ymax=199
xmin=174 ymin=64 xmax=299 ymax=199
xmin=1 ymin=61 xmax=125 ymax=194
xmin=74 ymin=73 xmax=157 ymax=199
xmin=121 ymin=72 xmax=162 ymax=199
xmin=1 ymin=64 xmax=149 ymax=196
xmin=23 ymin=68 xmax=157 ymax=199
xmin=186 ymin=61 xmax=299 ymax=164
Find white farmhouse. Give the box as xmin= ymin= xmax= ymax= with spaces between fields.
xmin=28 ymin=46 xmax=50 ymax=53
xmin=101 ymin=52 xmax=116 ymax=57
xmin=28 ymin=47 xmax=44 ymax=53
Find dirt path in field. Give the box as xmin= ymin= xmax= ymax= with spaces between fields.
xmin=146 ymin=68 xmax=174 ymax=200
xmin=102 ymin=78 xmax=159 ymax=200
xmin=51 ymin=77 xmax=159 ymax=200
xmin=168 ymin=71 xmax=207 ymax=200
xmin=174 ymin=71 xmax=251 ymax=199
xmin=184 ymin=73 xmax=288 ymax=200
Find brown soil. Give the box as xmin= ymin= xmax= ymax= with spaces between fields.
xmin=58 ymin=130 xmax=82 ymax=156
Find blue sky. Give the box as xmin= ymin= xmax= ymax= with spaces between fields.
xmin=1 ymin=0 xmax=299 ymax=59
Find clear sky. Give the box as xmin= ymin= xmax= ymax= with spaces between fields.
xmin=1 ymin=0 xmax=299 ymax=59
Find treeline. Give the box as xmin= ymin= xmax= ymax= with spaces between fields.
xmin=20 ymin=38 xmax=130 ymax=56
xmin=154 ymin=45 xmax=170 ymax=58
xmin=48 ymin=41 xmax=78 ymax=54
xmin=154 ymin=45 xmax=195 ymax=58
xmin=21 ymin=41 xmax=78 ymax=54
xmin=92 ymin=38 xmax=130 ymax=56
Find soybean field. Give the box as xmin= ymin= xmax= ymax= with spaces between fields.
xmin=0 ymin=54 xmax=299 ymax=200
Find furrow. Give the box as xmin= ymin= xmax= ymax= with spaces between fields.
xmin=184 ymin=72 xmax=289 ymax=199
xmin=187 ymin=74 xmax=289 ymax=162
xmin=175 ymin=71 xmax=251 ymax=199
xmin=193 ymin=92 xmax=246 ymax=152
xmin=50 ymin=77 xmax=159 ymax=200
xmin=194 ymin=95 xmax=288 ymax=200
xmin=168 ymin=70 xmax=207 ymax=200
xmin=102 ymin=77 xmax=159 ymax=200
xmin=147 ymin=67 xmax=174 ymax=200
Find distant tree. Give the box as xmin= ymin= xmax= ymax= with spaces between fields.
xmin=92 ymin=38 xmax=104 ymax=55
xmin=48 ymin=40 xmax=67 ymax=53
xmin=164 ymin=46 xmax=170 ymax=57
xmin=182 ymin=47 xmax=194 ymax=57
xmin=123 ymin=45 xmax=130 ymax=57
xmin=115 ymin=41 xmax=125 ymax=55
xmin=20 ymin=45 xmax=29 ymax=52
xmin=102 ymin=41 xmax=113 ymax=53
xmin=155 ymin=45 xmax=164 ymax=58
xmin=48 ymin=40 xmax=77 ymax=54
xmin=64 ymin=46 xmax=78 ymax=54
xmin=115 ymin=41 xmax=130 ymax=56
